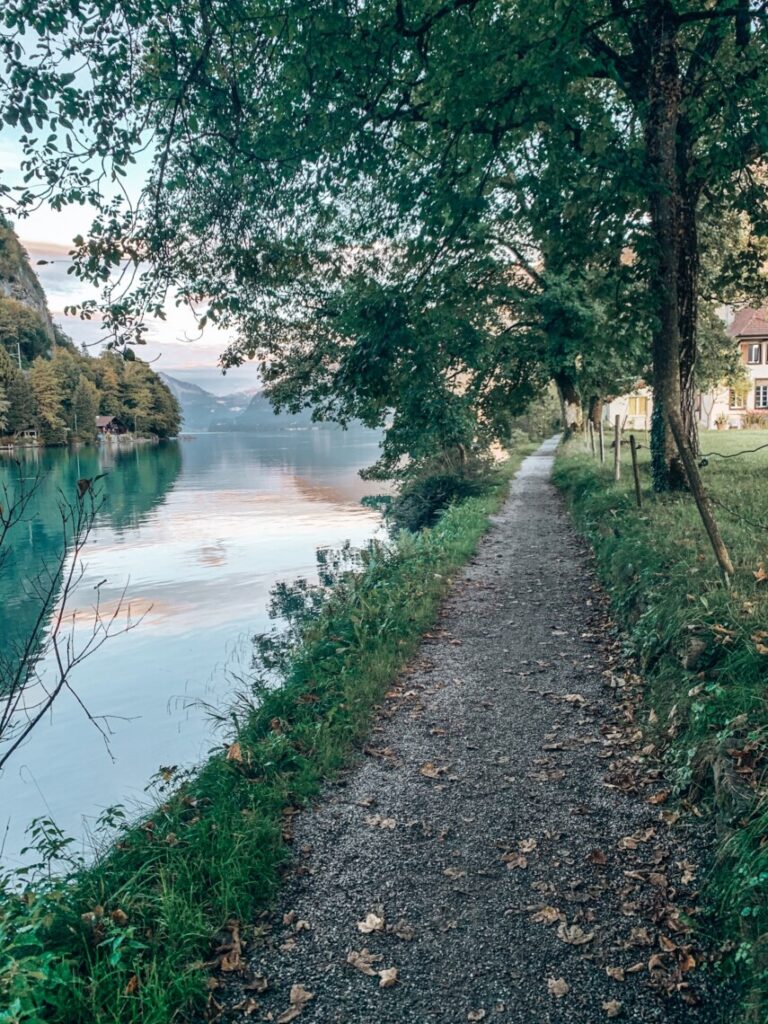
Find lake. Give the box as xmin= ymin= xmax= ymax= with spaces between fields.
xmin=0 ymin=428 xmax=383 ymax=867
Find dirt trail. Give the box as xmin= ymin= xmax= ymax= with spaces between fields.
xmin=224 ymin=440 xmax=726 ymax=1024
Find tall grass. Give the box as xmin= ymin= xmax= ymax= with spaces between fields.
xmin=554 ymin=431 xmax=768 ymax=1022
xmin=0 ymin=447 xmax=533 ymax=1024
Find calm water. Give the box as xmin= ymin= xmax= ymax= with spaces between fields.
xmin=0 ymin=429 xmax=383 ymax=866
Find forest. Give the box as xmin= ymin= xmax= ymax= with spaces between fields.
xmin=0 ymin=218 xmax=180 ymax=444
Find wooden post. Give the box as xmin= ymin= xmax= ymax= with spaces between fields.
xmin=588 ymin=420 xmax=596 ymax=456
xmin=613 ymin=415 xmax=621 ymax=482
xmin=598 ymin=420 xmax=605 ymax=463
xmin=668 ymin=409 xmax=734 ymax=580
xmin=629 ymin=434 xmax=642 ymax=508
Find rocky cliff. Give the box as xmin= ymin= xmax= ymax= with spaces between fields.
xmin=0 ymin=215 xmax=56 ymax=341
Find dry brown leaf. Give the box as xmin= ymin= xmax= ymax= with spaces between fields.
xmin=123 ymin=975 xmax=139 ymax=996
xmin=226 ymin=741 xmax=243 ymax=763
xmin=365 ymin=815 xmax=397 ymax=830
xmin=547 ymin=977 xmax=570 ymax=998
xmin=602 ymin=1000 xmax=623 ymax=1018
xmin=378 ymin=967 xmax=398 ymax=988
xmin=419 ymin=762 xmax=445 ymax=779
xmin=605 ymin=966 xmax=625 ymax=982
xmin=243 ymin=975 xmax=269 ymax=993
xmin=347 ymin=948 xmax=383 ymax=976
xmin=556 ymin=922 xmax=594 ymax=946
xmin=588 ymin=849 xmax=608 ymax=865
xmin=276 ymin=984 xmax=314 ymax=1023
xmin=530 ymin=906 xmax=562 ymax=926
xmin=467 ymin=1010 xmax=486 ymax=1021
xmin=443 ymin=866 xmax=467 ymax=880
xmin=518 ymin=838 xmax=537 ymax=853
xmin=561 ymin=693 xmax=587 ymax=705
xmin=389 ymin=919 xmax=416 ymax=941
xmin=357 ymin=912 xmax=385 ymax=934
xmin=647 ymin=790 xmax=670 ymax=805
xmin=502 ymin=851 xmax=528 ymax=870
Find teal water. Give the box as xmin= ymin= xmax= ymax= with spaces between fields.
xmin=0 ymin=429 xmax=383 ymax=865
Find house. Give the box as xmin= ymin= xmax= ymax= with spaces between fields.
xmin=698 ymin=307 xmax=768 ymax=428
xmin=604 ymin=306 xmax=768 ymax=432
xmin=96 ymin=415 xmax=126 ymax=436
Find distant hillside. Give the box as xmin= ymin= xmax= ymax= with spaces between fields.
xmin=158 ymin=373 xmax=251 ymax=431
xmin=160 ymin=373 xmax=318 ymax=432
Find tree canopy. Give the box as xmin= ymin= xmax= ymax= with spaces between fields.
xmin=1 ymin=1 xmax=767 ymax=485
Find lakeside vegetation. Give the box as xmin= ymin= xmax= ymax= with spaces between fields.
xmin=554 ymin=432 xmax=768 ymax=1021
xmin=0 ymin=445 xmax=534 ymax=1024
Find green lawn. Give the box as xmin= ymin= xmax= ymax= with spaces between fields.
xmin=555 ymin=430 xmax=768 ymax=1023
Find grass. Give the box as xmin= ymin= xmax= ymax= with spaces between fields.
xmin=0 ymin=445 xmax=535 ymax=1024
xmin=554 ymin=430 xmax=768 ymax=1022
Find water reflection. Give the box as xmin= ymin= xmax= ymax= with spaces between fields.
xmin=0 ymin=428 xmax=383 ymax=865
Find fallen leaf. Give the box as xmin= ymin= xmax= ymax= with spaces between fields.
xmin=443 ymin=866 xmax=467 ymax=880
xmin=389 ymin=919 xmax=415 ymax=941
xmin=502 ymin=851 xmax=528 ymax=870
xmin=419 ymin=762 xmax=446 ymax=779
xmin=547 ymin=977 xmax=570 ymax=998
xmin=124 ymin=975 xmax=139 ymax=996
xmin=518 ymin=838 xmax=538 ymax=853
xmin=467 ymin=1011 xmax=486 ymax=1021
xmin=588 ymin=849 xmax=608 ymax=865
xmin=347 ymin=948 xmax=383 ymax=976
xmin=357 ymin=912 xmax=385 ymax=934
xmin=226 ymin=741 xmax=244 ymax=763
xmin=243 ymin=975 xmax=269 ymax=993
xmin=530 ymin=906 xmax=562 ymax=926
xmin=276 ymin=984 xmax=314 ymax=1023
xmin=556 ymin=922 xmax=594 ymax=946
xmin=561 ymin=693 xmax=587 ymax=705
xmin=647 ymin=790 xmax=670 ymax=805
xmin=605 ymin=966 xmax=625 ymax=982
xmin=378 ymin=967 xmax=398 ymax=988
xmin=365 ymin=815 xmax=397 ymax=829
xmin=602 ymin=1000 xmax=623 ymax=1018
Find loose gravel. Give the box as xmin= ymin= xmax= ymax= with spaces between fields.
xmin=221 ymin=439 xmax=727 ymax=1024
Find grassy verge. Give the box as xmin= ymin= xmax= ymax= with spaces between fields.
xmin=1 ymin=445 xmax=534 ymax=1024
xmin=554 ymin=431 xmax=768 ymax=1021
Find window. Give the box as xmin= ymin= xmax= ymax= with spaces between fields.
xmin=747 ymin=343 xmax=763 ymax=364
xmin=627 ymin=395 xmax=648 ymax=416
xmin=756 ymin=383 xmax=768 ymax=409
xmin=730 ymin=389 xmax=747 ymax=409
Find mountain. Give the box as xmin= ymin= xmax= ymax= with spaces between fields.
xmin=158 ymin=373 xmax=252 ymax=431
xmin=159 ymin=373 xmax=329 ymax=432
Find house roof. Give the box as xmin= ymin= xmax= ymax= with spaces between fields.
xmin=728 ymin=306 xmax=768 ymax=339
xmin=96 ymin=415 xmax=116 ymax=427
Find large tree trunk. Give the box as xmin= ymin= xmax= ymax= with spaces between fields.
xmin=678 ymin=164 xmax=701 ymax=457
xmin=587 ymin=396 xmax=603 ymax=429
xmin=553 ymin=370 xmax=583 ymax=436
xmin=645 ymin=3 xmax=686 ymax=491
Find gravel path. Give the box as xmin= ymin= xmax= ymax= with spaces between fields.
xmin=221 ymin=439 xmax=727 ymax=1024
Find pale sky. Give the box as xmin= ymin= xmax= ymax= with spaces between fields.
xmin=1 ymin=132 xmax=263 ymax=395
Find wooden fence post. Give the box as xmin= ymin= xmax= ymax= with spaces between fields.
xmin=613 ymin=415 xmax=621 ymax=481
xmin=598 ymin=420 xmax=605 ymax=463
xmin=668 ymin=409 xmax=734 ymax=580
xmin=588 ymin=420 xmax=595 ymax=456
xmin=629 ymin=434 xmax=642 ymax=508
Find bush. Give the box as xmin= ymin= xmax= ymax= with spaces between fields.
xmin=388 ymin=450 xmax=500 ymax=532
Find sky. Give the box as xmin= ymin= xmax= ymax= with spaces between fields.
xmin=1 ymin=132 xmax=263 ymax=396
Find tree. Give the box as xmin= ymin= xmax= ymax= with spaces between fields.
xmin=29 ymin=357 xmax=66 ymax=444
xmin=1 ymin=2 xmax=767 ymax=515
xmin=71 ymin=376 xmax=99 ymax=442
xmin=0 ymin=298 xmax=50 ymax=365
